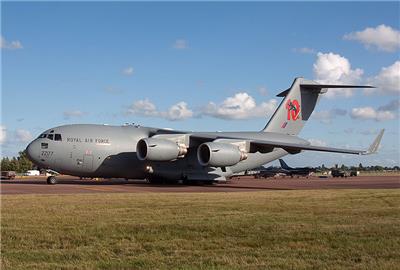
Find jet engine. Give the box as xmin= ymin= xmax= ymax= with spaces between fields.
xmin=197 ymin=142 xmax=247 ymax=167
xmin=136 ymin=138 xmax=187 ymax=161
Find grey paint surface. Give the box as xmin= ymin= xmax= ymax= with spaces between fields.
xmin=25 ymin=78 xmax=382 ymax=182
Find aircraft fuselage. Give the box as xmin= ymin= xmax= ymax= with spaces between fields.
xmin=24 ymin=78 xmax=384 ymax=184
xmin=26 ymin=124 xmax=307 ymax=182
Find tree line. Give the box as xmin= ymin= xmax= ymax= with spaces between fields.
xmin=317 ymin=163 xmax=399 ymax=171
xmin=1 ymin=151 xmax=34 ymax=173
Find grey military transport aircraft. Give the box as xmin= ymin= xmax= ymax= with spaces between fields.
xmin=25 ymin=78 xmax=384 ymax=185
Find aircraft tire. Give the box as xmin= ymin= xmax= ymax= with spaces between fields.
xmin=47 ymin=176 xmax=57 ymax=185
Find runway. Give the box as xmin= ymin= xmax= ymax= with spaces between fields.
xmin=1 ymin=175 xmax=399 ymax=195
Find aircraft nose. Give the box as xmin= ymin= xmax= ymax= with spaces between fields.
xmin=25 ymin=140 xmax=40 ymax=162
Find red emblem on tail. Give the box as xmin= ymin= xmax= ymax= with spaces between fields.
xmin=285 ymin=99 xmax=300 ymax=121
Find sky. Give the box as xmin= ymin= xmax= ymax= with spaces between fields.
xmin=1 ymin=2 xmax=399 ymax=167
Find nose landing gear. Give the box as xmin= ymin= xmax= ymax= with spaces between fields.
xmin=47 ymin=176 xmax=57 ymax=185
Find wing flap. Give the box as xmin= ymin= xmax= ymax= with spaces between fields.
xmin=188 ymin=129 xmax=384 ymax=156
xmin=190 ymin=134 xmax=364 ymax=155
xmin=250 ymin=140 xmax=363 ymax=155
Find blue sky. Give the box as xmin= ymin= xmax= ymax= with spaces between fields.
xmin=2 ymin=2 xmax=399 ymax=167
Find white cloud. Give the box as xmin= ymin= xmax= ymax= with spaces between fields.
xmin=313 ymin=52 xmax=364 ymax=98
xmin=0 ymin=125 xmax=7 ymax=145
xmin=292 ymin=47 xmax=315 ymax=54
xmin=203 ymin=92 xmax=277 ymax=120
xmin=127 ymin=99 xmax=193 ymax=121
xmin=63 ymin=110 xmax=85 ymax=119
xmin=15 ymin=129 xmax=32 ymax=143
xmin=350 ymin=107 xmax=395 ymax=122
xmin=307 ymin=138 xmax=327 ymax=147
xmin=344 ymin=24 xmax=400 ymax=52
xmin=122 ymin=66 xmax=134 ymax=76
xmin=366 ymin=61 xmax=400 ymax=95
xmin=0 ymin=127 xmax=34 ymax=145
xmin=161 ymin=102 xmax=193 ymax=121
xmin=128 ymin=93 xmax=277 ymax=121
xmin=312 ymin=109 xmax=347 ymax=124
xmin=127 ymin=99 xmax=158 ymax=117
xmin=173 ymin=39 xmax=188 ymax=50
xmin=1 ymin=36 xmax=23 ymax=50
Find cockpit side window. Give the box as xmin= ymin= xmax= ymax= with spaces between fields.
xmin=55 ymin=134 xmax=62 ymax=141
xmin=47 ymin=134 xmax=54 ymax=140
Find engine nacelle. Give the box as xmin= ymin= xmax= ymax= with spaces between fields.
xmin=197 ymin=142 xmax=247 ymax=167
xmin=136 ymin=138 xmax=187 ymax=161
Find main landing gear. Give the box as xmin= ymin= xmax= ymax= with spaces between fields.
xmin=47 ymin=176 xmax=57 ymax=185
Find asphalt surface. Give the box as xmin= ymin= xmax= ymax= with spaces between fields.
xmin=1 ymin=175 xmax=399 ymax=195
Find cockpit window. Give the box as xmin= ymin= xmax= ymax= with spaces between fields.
xmin=38 ymin=134 xmax=47 ymax=138
xmin=47 ymin=134 xmax=54 ymax=140
xmin=50 ymin=130 xmax=54 ymax=133
xmin=55 ymin=134 xmax=62 ymax=141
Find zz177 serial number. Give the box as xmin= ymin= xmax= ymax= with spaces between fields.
xmin=41 ymin=151 xmax=53 ymax=157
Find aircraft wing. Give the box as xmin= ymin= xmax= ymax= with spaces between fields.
xmin=250 ymin=140 xmax=363 ymax=155
xmin=190 ymin=129 xmax=384 ymax=156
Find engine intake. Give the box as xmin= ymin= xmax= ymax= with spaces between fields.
xmin=136 ymin=138 xmax=187 ymax=161
xmin=197 ymin=142 xmax=247 ymax=167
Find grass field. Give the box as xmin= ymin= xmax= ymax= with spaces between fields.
xmin=1 ymin=190 xmax=399 ymax=269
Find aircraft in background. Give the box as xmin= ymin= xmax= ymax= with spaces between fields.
xmin=25 ymin=78 xmax=384 ymax=185
xmin=251 ymin=159 xmax=316 ymax=178
xmin=278 ymin=159 xmax=316 ymax=177
xmin=252 ymin=166 xmax=287 ymax=178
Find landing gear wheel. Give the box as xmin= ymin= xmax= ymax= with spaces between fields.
xmin=47 ymin=176 xmax=57 ymax=185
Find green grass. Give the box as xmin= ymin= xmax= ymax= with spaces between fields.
xmin=1 ymin=190 xmax=399 ymax=269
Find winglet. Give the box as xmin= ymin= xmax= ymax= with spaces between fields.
xmin=362 ymin=129 xmax=385 ymax=155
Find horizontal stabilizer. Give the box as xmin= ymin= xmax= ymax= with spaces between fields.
xmin=301 ymin=84 xmax=375 ymax=89
xmin=277 ymin=83 xmax=375 ymax=97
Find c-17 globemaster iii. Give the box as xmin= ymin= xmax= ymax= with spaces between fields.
xmin=25 ymin=78 xmax=385 ymax=185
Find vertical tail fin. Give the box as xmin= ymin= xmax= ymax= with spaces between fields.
xmin=279 ymin=159 xmax=291 ymax=170
xmin=262 ymin=78 xmax=374 ymax=135
xmin=262 ymin=78 xmax=322 ymax=135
